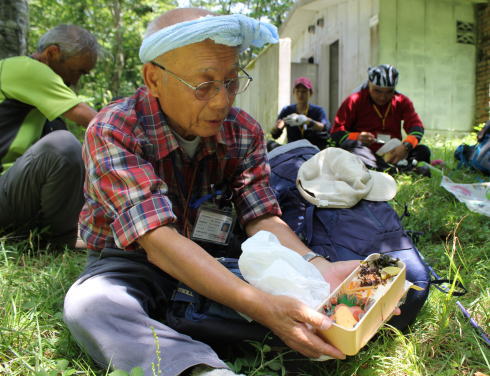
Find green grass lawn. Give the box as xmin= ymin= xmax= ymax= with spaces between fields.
xmin=0 ymin=134 xmax=489 ymax=376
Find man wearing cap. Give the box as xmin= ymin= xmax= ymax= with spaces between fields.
xmin=63 ymin=8 xmax=359 ymax=376
xmin=270 ymin=76 xmax=330 ymax=150
xmin=331 ymin=64 xmax=430 ymax=169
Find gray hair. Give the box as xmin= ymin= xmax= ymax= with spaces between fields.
xmin=37 ymin=24 xmax=100 ymax=59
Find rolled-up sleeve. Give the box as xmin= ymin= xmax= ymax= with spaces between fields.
xmin=230 ymin=127 xmax=281 ymax=225
xmin=82 ymin=122 xmax=176 ymax=249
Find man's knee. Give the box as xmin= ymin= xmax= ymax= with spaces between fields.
xmin=36 ymin=130 xmax=83 ymax=170
xmin=64 ymin=276 xmax=145 ymax=334
xmin=64 ymin=279 xmax=108 ymax=330
xmin=63 ymin=278 xmax=123 ymax=366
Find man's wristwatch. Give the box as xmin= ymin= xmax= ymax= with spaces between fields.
xmin=302 ymin=251 xmax=328 ymax=263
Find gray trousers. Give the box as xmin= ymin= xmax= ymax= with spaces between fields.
xmin=63 ymin=248 xmax=229 ymax=376
xmin=0 ymin=130 xmax=84 ymax=247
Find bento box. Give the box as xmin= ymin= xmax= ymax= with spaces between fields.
xmin=316 ymin=253 xmax=409 ymax=356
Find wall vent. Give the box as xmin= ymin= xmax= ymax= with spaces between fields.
xmin=456 ymin=21 xmax=475 ymax=45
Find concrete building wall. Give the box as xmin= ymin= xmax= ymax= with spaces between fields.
xmin=235 ymin=39 xmax=291 ymax=133
xmin=379 ymin=0 xmax=478 ymax=133
xmin=283 ymin=0 xmax=379 ymax=117
xmin=237 ymin=0 xmax=484 ymax=135
xmin=475 ymin=3 xmax=490 ymax=124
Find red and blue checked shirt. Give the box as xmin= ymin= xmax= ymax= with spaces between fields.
xmin=79 ymin=86 xmax=281 ymax=251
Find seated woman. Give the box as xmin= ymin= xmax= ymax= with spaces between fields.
xmin=270 ymin=77 xmax=330 ymax=150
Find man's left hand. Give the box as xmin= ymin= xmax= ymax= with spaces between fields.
xmin=311 ymin=258 xmax=402 ymax=316
xmin=310 ymin=258 xmax=359 ymax=291
xmin=386 ymin=144 xmax=409 ymax=164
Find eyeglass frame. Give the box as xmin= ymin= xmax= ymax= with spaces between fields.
xmin=150 ymin=60 xmax=253 ymax=101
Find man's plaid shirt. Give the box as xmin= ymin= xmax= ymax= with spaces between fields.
xmin=79 ymin=86 xmax=281 ymax=251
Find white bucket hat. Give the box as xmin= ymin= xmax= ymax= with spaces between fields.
xmin=296 ymin=148 xmax=397 ymax=208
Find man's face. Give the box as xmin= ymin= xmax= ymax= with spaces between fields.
xmin=49 ymin=51 xmax=97 ymax=87
xmin=368 ymin=82 xmax=395 ymax=106
xmin=293 ymin=85 xmax=312 ymax=105
xmin=146 ymin=40 xmax=239 ymax=139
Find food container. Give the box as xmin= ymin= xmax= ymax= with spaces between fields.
xmin=316 ymin=253 xmax=408 ymax=356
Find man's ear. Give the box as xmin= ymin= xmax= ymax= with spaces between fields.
xmin=142 ymin=63 xmax=161 ymax=97
xmin=45 ymin=44 xmax=62 ymax=63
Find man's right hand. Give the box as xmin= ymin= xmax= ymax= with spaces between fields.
xmin=258 ymin=294 xmax=346 ymax=359
xmin=63 ymin=102 xmax=97 ymax=128
xmin=358 ymin=131 xmax=376 ymax=145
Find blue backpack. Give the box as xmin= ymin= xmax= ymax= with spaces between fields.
xmin=268 ymin=140 xmax=431 ymax=330
xmin=455 ymin=121 xmax=490 ymax=175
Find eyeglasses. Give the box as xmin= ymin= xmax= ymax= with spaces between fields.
xmin=150 ymin=61 xmax=253 ymax=101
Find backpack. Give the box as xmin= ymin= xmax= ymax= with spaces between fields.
xmin=166 ymin=257 xmax=279 ymax=346
xmin=455 ymin=121 xmax=490 ymax=175
xmin=269 ymin=140 xmax=431 ymax=330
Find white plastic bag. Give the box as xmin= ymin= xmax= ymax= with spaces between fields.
xmin=239 ymin=231 xmax=330 ymax=308
xmin=284 ymin=113 xmax=309 ymax=127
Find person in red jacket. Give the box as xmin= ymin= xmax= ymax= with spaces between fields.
xmin=331 ymin=64 xmax=430 ymax=170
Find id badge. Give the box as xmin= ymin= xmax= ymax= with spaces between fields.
xmin=191 ymin=206 xmax=236 ymax=246
xmin=377 ymin=133 xmax=392 ymax=143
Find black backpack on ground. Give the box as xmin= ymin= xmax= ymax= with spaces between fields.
xmin=268 ymin=140 xmax=431 ymax=330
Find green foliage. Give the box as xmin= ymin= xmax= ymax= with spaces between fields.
xmin=108 ymin=368 xmax=144 ymax=376
xmin=183 ymin=0 xmax=294 ymax=25
xmin=28 ymin=0 xmax=176 ymax=108
xmin=1 ymin=134 xmax=489 ymax=375
xmin=26 ymin=0 xmax=291 ymax=111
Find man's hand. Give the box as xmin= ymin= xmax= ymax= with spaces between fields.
xmin=258 ymin=294 xmax=346 ymax=359
xmin=310 ymin=258 xmax=359 ymax=291
xmin=358 ymin=131 xmax=376 ymax=145
xmin=386 ymin=144 xmax=408 ymax=164
xmin=275 ymin=118 xmax=286 ymax=130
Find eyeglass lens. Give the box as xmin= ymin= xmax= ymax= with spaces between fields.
xmin=196 ymin=77 xmax=250 ymax=100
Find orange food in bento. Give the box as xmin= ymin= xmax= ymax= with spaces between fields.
xmin=333 ymin=305 xmax=358 ymax=329
xmin=323 ymin=255 xmax=401 ymax=329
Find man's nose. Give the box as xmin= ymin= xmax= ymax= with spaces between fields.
xmin=208 ymin=84 xmax=231 ymax=108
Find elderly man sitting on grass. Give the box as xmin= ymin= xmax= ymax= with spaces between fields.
xmin=63 ymin=8 xmax=365 ymax=376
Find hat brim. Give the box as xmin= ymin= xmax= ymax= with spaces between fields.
xmin=365 ymin=170 xmax=397 ymax=201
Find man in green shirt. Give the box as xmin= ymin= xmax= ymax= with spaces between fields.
xmin=0 ymin=24 xmax=99 ymax=248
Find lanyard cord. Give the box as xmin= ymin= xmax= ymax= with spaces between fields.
xmin=372 ymin=102 xmax=391 ymax=130
xmin=181 ymin=167 xmax=198 ymax=238
xmin=298 ymin=103 xmax=309 ymax=115
xmin=298 ymin=103 xmax=309 ymax=136
xmin=171 ymin=153 xmax=200 ymax=238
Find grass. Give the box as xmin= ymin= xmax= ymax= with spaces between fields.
xmin=0 ymin=133 xmax=489 ymax=376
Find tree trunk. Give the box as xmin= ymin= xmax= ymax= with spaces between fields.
xmin=0 ymin=0 xmax=28 ymax=59
xmin=110 ymin=0 xmax=124 ymax=97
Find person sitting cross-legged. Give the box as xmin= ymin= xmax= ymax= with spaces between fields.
xmin=63 ymin=8 xmax=361 ymax=376
xmin=331 ymin=64 xmax=431 ymax=171
xmin=270 ymin=76 xmax=330 ymax=150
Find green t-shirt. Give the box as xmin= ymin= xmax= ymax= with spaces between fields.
xmin=0 ymin=56 xmax=82 ymax=172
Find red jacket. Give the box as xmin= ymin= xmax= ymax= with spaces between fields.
xmin=332 ymin=86 xmax=424 ymax=151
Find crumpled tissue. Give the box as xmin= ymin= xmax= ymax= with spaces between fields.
xmin=238 ymin=230 xmax=330 ymax=308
